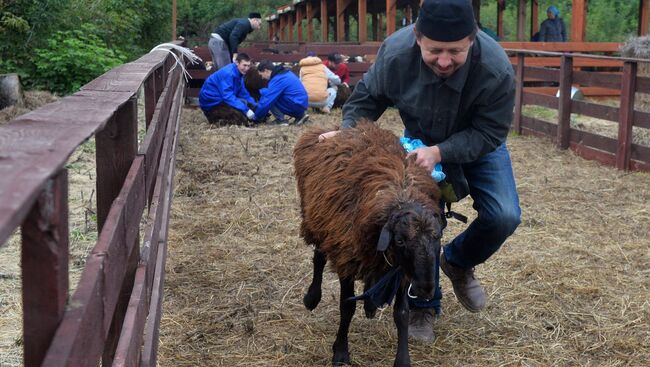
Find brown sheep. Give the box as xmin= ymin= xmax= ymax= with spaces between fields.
xmin=332 ymin=83 xmax=352 ymax=109
xmin=244 ymin=65 xmax=268 ymax=102
xmin=293 ymin=122 xmax=443 ymax=367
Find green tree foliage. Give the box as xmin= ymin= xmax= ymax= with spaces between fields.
xmin=0 ymin=0 xmax=170 ymax=94
xmin=32 ymin=24 xmax=126 ymax=94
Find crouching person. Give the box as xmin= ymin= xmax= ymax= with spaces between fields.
xmin=199 ymin=53 xmax=257 ymax=125
xmin=253 ymin=60 xmax=309 ymax=125
xmin=299 ymin=53 xmax=341 ymax=114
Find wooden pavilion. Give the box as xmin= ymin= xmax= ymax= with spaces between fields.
xmin=265 ymin=0 xmax=650 ymax=43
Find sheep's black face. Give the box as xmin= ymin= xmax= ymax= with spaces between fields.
xmin=378 ymin=203 xmax=442 ymax=300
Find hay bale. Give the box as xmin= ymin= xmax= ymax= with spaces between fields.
xmin=0 ymin=73 xmax=24 ymax=110
xmin=621 ymin=36 xmax=650 ymax=76
xmin=621 ymin=36 xmax=650 ymax=109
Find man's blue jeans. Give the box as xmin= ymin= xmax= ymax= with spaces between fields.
xmin=410 ymin=143 xmax=521 ymax=312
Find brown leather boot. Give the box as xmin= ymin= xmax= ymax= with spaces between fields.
xmin=440 ymin=252 xmax=486 ymax=312
xmin=408 ymin=308 xmax=435 ymax=342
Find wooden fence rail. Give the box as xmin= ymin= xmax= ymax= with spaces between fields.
xmin=508 ymin=49 xmax=650 ymax=172
xmin=0 ymin=41 xmax=185 ymax=366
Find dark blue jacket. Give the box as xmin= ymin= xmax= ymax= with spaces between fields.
xmin=199 ymin=63 xmax=255 ymax=114
xmin=214 ymin=18 xmax=253 ymax=55
xmin=539 ymin=18 xmax=566 ymax=42
xmin=254 ymin=67 xmax=308 ymax=120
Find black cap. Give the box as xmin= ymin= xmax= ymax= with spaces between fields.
xmin=248 ymin=12 xmax=262 ymax=19
xmin=416 ymin=0 xmax=477 ymax=42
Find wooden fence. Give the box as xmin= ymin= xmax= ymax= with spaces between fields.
xmin=509 ymin=49 xmax=650 ymax=172
xmin=0 ymin=42 xmax=185 ymax=366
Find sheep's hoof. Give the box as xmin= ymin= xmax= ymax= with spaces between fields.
xmin=303 ymin=290 xmax=321 ymax=311
xmin=364 ymin=302 xmax=377 ymax=319
xmin=332 ymin=351 xmax=350 ymax=366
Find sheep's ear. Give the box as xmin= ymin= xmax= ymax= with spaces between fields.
xmin=377 ymin=222 xmax=391 ymax=252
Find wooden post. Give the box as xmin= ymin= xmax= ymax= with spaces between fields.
xmin=517 ymin=0 xmax=527 ymax=41
xmin=144 ymin=73 xmax=157 ymax=129
xmin=497 ymin=0 xmax=505 ymax=39
xmin=171 ymin=0 xmax=177 ymax=40
xmin=95 ymin=95 xmax=138 ymax=365
xmin=307 ymin=1 xmax=314 ymax=41
xmin=472 ymin=0 xmax=481 ymax=23
xmin=386 ymin=0 xmax=397 ymax=36
xmin=372 ymin=12 xmax=379 ymax=41
xmin=21 ymin=170 xmax=69 ymax=367
xmin=557 ymin=55 xmax=573 ymax=149
xmin=639 ymin=0 xmax=649 ymax=36
xmin=531 ymin=0 xmax=539 ymax=37
xmin=296 ymin=5 xmax=303 ymax=42
xmin=616 ymin=62 xmax=638 ymax=170
xmin=571 ymin=0 xmax=587 ymax=41
xmin=287 ymin=11 xmax=294 ymax=42
xmin=513 ymin=54 xmax=525 ymax=134
xmin=280 ymin=14 xmax=286 ymax=41
xmin=321 ymin=0 xmax=328 ymax=41
xmin=337 ymin=0 xmax=345 ymax=42
xmin=359 ymin=0 xmax=367 ymax=42
xmin=96 ymin=96 xmax=138 ymax=232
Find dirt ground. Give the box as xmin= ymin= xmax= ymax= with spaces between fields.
xmin=1 ymin=93 xmax=649 ymax=366
xmin=156 ymin=107 xmax=650 ymax=366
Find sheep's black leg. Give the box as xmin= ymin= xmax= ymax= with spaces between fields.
xmin=332 ymin=276 xmax=355 ymax=366
xmin=303 ymin=249 xmax=326 ymax=310
xmin=393 ymin=284 xmax=411 ymax=367
xmin=363 ymin=277 xmax=378 ymax=318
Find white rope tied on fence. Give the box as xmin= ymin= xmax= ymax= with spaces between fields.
xmin=149 ymin=43 xmax=202 ymax=82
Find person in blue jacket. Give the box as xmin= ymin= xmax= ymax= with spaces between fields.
xmin=253 ymin=60 xmax=309 ymax=125
xmin=199 ymin=53 xmax=257 ymax=124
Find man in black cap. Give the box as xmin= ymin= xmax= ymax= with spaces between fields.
xmin=319 ymin=0 xmax=521 ymax=342
xmin=209 ymin=12 xmax=262 ymax=71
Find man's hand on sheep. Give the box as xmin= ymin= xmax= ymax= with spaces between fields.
xmin=318 ymin=130 xmax=340 ymax=142
xmin=407 ymin=145 xmax=442 ymax=172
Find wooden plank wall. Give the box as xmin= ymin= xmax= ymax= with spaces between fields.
xmin=0 ymin=41 xmax=185 ymax=366
xmin=513 ymin=51 xmax=650 ymax=173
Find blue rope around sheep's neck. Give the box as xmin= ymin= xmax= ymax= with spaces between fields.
xmin=399 ymin=137 xmax=446 ymax=183
xmin=347 ymin=267 xmax=403 ymax=308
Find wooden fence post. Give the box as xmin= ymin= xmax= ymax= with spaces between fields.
xmin=616 ymin=61 xmax=637 ymax=170
xmin=144 ymin=73 xmax=157 ymax=129
xmin=557 ymin=55 xmax=573 ymax=149
xmin=21 ymin=169 xmax=69 ymax=367
xmin=96 ymin=96 xmax=138 ymax=232
xmin=95 ymin=96 xmax=139 ymax=366
xmin=513 ymin=53 xmax=525 ymax=134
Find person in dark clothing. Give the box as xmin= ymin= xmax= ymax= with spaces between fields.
xmin=199 ymin=53 xmax=256 ymax=123
xmin=318 ymin=0 xmax=521 ymax=342
xmin=253 ymin=60 xmax=309 ymax=125
xmin=209 ymin=12 xmax=262 ymax=70
xmin=539 ymin=5 xmax=567 ymax=42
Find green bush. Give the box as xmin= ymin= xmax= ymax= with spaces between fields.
xmin=32 ymin=24 xmax=127 ymax=95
